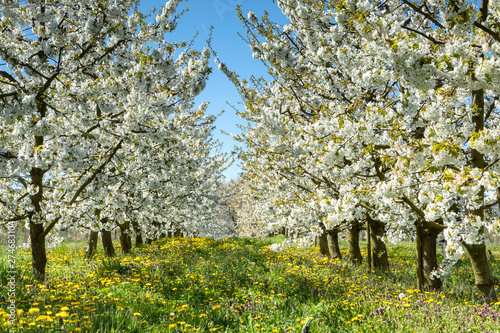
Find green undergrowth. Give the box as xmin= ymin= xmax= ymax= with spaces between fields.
xmin=0 ymin=237 xmax=499 ymax=332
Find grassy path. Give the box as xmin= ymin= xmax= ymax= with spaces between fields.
xmin=1 ymin=236 xmax=500 ymax=332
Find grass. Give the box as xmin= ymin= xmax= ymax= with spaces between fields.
xmin=0 ymin=237 xmax=499 ymax=332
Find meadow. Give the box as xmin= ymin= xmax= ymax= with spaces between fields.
xmin=1 ymin=236 xmax=500 ymax=333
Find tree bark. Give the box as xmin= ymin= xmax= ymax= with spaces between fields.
xmin=132 ymin=220 xmax=143 ymax=247
xmin=101 ymin=229 xmax=115 ymax=257
xmin=348 ymin=223 xmax=362 ymax=264
xmin=318 ymin=228 xmax=330 ymax=257
xmin=327 ymin=229 xmax=342 ymax=260
xmin=30 ymin=222 xmax=47 ymax=281
xmin=85 ymin=231 xmax=99 ymax=259
xmin=416 ymin=223 xmax=424 ymax=291
xmin=421 ymin=224 xmax=442 ymax=290
xmin=466 ymin=87 xmax=497 ymax=303
xmin=366 ymin=220 xmax=372 ymax=272
xmin=29 ymin=42 xmax=50 ymax=281
xmin=119 ymin=228 xmax=132 ymax=254
xmin=464 ymin=240 xmax=497 ymax=303
xmin=368 ymin=218 xmax=389 ymax=271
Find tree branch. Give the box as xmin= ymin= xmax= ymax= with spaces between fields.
xmin=67 ymin=140 xmax=123 ymax=205
xmin=401 ymin=25 xmax=444 ymax=45
xmin=401 ymin=0 xmax=445 ymax=29
xmin=38 ymin=216 xmax=61 ymax=241
xmin=473 ymin=21 xmax=500 ymax=43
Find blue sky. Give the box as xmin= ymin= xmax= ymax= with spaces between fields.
xmin=139 ymin=0 xmax=288 ymax=180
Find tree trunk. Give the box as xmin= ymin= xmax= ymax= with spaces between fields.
xmin=29 ymin=86 xmax=49 ymax=281
xmin=132 ymin=220 xmax=143 ymax=248
xmin=416 ymin=224 xmax=424 ymax=291
xmin=348 ymin=223 xmax=362 ymax=264
xmin=464 ymin=240 xmax=497 ymax=303
xmin=318 ymin=229 xmax=330 ymax=257
xmin=421 ymin=225 xmax=442 ymax=290
xmin=327 ymin=229 xmax=342 ymax=260
xmin=29 ymin=157 xmax=48 ymax=281
xmin=366 ymin=220 xmax=372 ymax=272
xmin=468 ymin=85 xmax=497 ymax=302
xmin=368 ymin=218 xmax=389 ymax=271
xmin=30 ymin=222 xmax=47 ymax=281
xmin=85 ymin=231 xmax=99 ymax=259
xmin=119 ymin=228 xmax=132 ymax=254
xmin=101 ymin=229 xmax=115 ymax=257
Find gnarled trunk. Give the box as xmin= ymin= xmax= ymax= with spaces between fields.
xmin=318 ymin=229 xmax=330 ymax=257
xmin=30 ymin=222 xmax=47 ymax=281
xmin=30 ymin=160 xmax=48 ymax=281
xmin=119 ymin=229 xmax=132 ymax=254
xmin=464 ymin=240 xmax=497 ymax=303
xmin=101 ymin=229 xmax=115 ymax=257
xmin=348 ymin=223 xmax=362 ymax=264
xmin=467 ymin=85 xmax=497 ymax=302
xmin=85 ymin=231 xmax=99 ymax=259
xmin=327 ymin=229 xmax=342 ymax=260
xmin=421 ymin=225 xmax=442 ymax=290
xmin=118 ymin=221 xmax=132 ymax=254
xmin=132 ymin=220 xmax=143 ymax=247
xmin=369 ymin=218 xmax=389 ymax=271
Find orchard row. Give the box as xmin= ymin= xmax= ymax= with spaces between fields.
xmin=224 ymin=0 xmax=500 ymax=304
xmin=0 ymin=0 xmax=233 ymax=281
